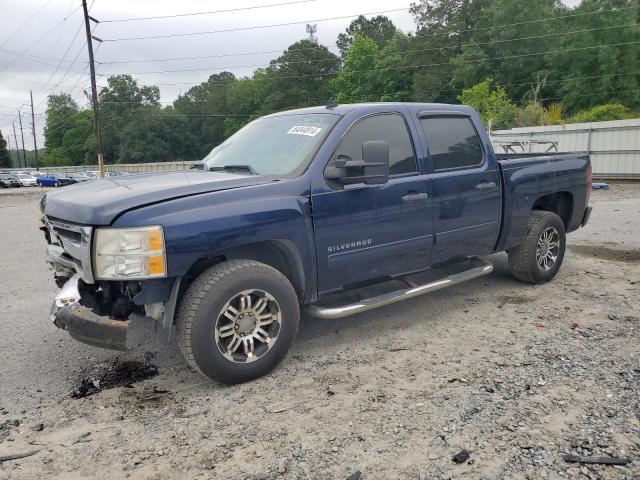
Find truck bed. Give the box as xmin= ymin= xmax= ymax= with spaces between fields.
xmin=495 ymin=152 xmax=591 ymax=252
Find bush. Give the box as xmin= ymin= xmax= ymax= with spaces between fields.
xmin=515 ymin=102 xmax=545 ymax=127
xmin=571 ymin=104 xmax=629 ymax=123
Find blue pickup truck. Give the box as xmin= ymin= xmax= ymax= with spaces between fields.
xmin=41 ymin=103 xmax=592 ymax=383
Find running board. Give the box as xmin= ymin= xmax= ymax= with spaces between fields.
xmin=305 ymin=258 xmax=493 ymax=320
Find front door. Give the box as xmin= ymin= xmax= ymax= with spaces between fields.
xmin=311 ymin=112 xmax=433 ymax=295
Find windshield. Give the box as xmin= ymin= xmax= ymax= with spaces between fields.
xmin=202 ymin=113 xmax=339 ymax=176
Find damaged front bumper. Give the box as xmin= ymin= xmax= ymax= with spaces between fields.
xmin=50 ymin=274 xmax=132 ymax=351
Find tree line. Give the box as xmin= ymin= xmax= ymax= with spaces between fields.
xmin=16 ymin=0 xmax=639 ymax=167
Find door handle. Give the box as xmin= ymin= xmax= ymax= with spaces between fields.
xmin=402 ymin=192 xmax=429 ymax=204
xmin=475 ymin=181 xmax=497 ymax=190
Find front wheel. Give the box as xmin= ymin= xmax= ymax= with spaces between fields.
xmin=508 ymin=210 xmax=566 ymax=284
xmin=176 ymin=260 xmax=299 ymax=384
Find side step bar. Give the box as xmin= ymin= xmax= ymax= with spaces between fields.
xmin=305 ymin=258 xmax=493 ymax=320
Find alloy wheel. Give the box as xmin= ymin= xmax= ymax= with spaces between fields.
xmin=536 ymin=226 xmax=560 ymax=271
xmin=214 ymin=289 xmax=281 ymax=363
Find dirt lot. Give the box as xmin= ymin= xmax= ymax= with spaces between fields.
xmin=0 ymin=185 xmax=639 ymax=480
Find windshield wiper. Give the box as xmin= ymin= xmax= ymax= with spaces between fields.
xmin=209 ymin=164 xmax=258 ymax=175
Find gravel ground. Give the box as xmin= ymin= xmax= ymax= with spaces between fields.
xmin=0 ymin=184 xmax=638 ymax=480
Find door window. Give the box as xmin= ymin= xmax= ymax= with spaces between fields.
xmin=332 ymin=113 xmax=418 ymax=176
xmin=420 ymin=116 xmax=483 ymax=171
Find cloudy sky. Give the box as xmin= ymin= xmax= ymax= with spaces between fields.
xmin=0 ymin=0 xmax=581 ymax=149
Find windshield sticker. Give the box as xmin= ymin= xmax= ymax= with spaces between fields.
xmin=287 ymin=125 xmax=322 ymax=137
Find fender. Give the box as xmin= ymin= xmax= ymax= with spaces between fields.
xmin=112 ymin=176 xmax=317 ymax=302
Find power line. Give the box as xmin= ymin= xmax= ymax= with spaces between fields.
xmin=0 ymin=47 xmax=83 ymax=68
xmin=414 ymin=5 xmax=636 ymax=37
xmin=97 ymin=41 xmax=640 ymax=88
xmin=100 ymin=0 xmax=317 ymax=23
xmin=100 ymin=4 xmax=635 ymax=44
xmin=97 ymin=24 xmax=638 ymax=77
xmin=0 ymin=0 xmax=54 ymax=49
xmin=101 ymin=7 xmax=411 ymax=42
xmin=0 ymin=5 xmax=82 ymax=73
xmin=35 ymin=18 xmax=88 ymax=98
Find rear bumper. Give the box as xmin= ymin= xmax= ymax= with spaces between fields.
xmin=581 ymin=206 xmax=593 ymax=227
xmin=50 ymin=274 xmax=131 ymax=351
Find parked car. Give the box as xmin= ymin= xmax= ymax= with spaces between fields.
xmin=68 ymin=173 xmax=90 ymax=183
xmin=0 ymin=173 xmax=21 ymax=188
xmin=13 ymin=173 xmax=37 ymax=187
xmin=36 ymin=173 xmax=77 ymax=187
xmin=41 ymin=103 xmax=592 ymax=384
xmin=82 ymin=171 xmax=100 ymax=179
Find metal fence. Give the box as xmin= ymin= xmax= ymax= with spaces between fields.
xmin=26 ymin=161 xmax=197 ymax=175
xmin=491 ymin=118 xmax=640 ymax=180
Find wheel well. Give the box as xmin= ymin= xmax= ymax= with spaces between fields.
xmin=531 ymin=192 xmax=573 ymax=228
xmin=182 ymin=240 xmax=306 ymax=300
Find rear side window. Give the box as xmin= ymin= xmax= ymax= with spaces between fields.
xmin=333 ymin=113 xmax=418 ymax=176
xmin=420 ymin=116 xmax=483 ymax=171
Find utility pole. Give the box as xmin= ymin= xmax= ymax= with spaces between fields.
xmin=18 ymin=111 xmax=27 ymax=168
xmin=30 ymin=90 xmax=39 ymax=169
xmin=12 ymin=123 xmax=21 ymax=168
xmin=82 ymin=0 xmax=104 ymax=178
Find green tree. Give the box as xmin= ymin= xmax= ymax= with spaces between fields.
xmin=545 ymin=0 xmax=639 ymax=113
xmin=43 ymin=110 xmax=95 ymax=166
xmin=336 ymin=15 xmax=398 ymax=57
xmin=99 ymin=75 xmax=161 ymax=162
xmin=43 ymin=93 xmax=79 ymax=151
xmin=451 ymin=0 xmax=565 ymax=103
xmin=408 ymin=0 xmax=492 ymax=103
xmin=262 ymin=39 xmax=340 ymax=111
xmin=173 ymin=71 xmax=238 ymax=160
xmin=332 ymin=34 xmax=382 ymax=103
xmin=0 ymin=131 xmax=11 ymax=167
xmin=458 ymin=78 xmax=519 ymax=129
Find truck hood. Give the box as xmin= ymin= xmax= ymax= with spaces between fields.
xmin=42 ymin=170 xmax=273 ymax=225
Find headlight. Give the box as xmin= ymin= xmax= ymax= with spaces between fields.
xmin=94 ymin=226 xmax=167 ymax=280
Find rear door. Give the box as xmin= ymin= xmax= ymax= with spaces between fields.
xmin=311 ymin=109 xmax=433 ymax=294
xmin=416 ymin=110 xmax=501 ymax=263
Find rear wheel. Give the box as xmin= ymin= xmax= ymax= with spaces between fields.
xmin=53 ymin=181 xmax=59 ymax=187
xmin=176 ymin=260 xmax=299 ymax=384
xmin=508 ymin=210 xmax=566 ymax=284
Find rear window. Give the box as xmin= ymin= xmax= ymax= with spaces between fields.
xmin=420 ymin=116 xmax=483 ymax=171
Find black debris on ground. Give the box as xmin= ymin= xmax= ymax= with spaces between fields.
xmin=71 ymin=360 xmax=158 ymax=398
xmin=563 ymin=454 xmax=631 ymax=466
xmin=453 ymin=449 xmax=471 ymax=464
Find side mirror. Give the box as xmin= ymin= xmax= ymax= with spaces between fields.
xmin=326 ymin=140 xmax=390 ymax=186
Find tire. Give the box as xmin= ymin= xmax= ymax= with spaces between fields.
xmin=54 ymin=182 xmax=59 ymax=187
xmin=508 ymin=210 xmax=566 ymax=284
xmin=176 ymin=260 xmax=299 ymax=384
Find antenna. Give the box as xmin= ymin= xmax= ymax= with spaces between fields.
xmin=306 ymin=23 xmax=317 ymax=44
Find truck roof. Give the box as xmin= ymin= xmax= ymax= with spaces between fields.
xmin=264 ymin=102 xmax=474 ymax=117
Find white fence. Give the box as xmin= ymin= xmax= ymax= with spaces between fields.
xmin=491 ymin=118 xmax=640 ymax=180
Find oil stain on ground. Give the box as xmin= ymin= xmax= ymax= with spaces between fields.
xmin=569 ymin=245 xmax=640 ymax=263
xmin=71 ymin=360 xmax=158 ymax=398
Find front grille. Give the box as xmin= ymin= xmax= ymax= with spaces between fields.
xmin=54 ymin=227 xmax=82 ymax=243
xmin=44 ymin=216 xmax=94 ymax=283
